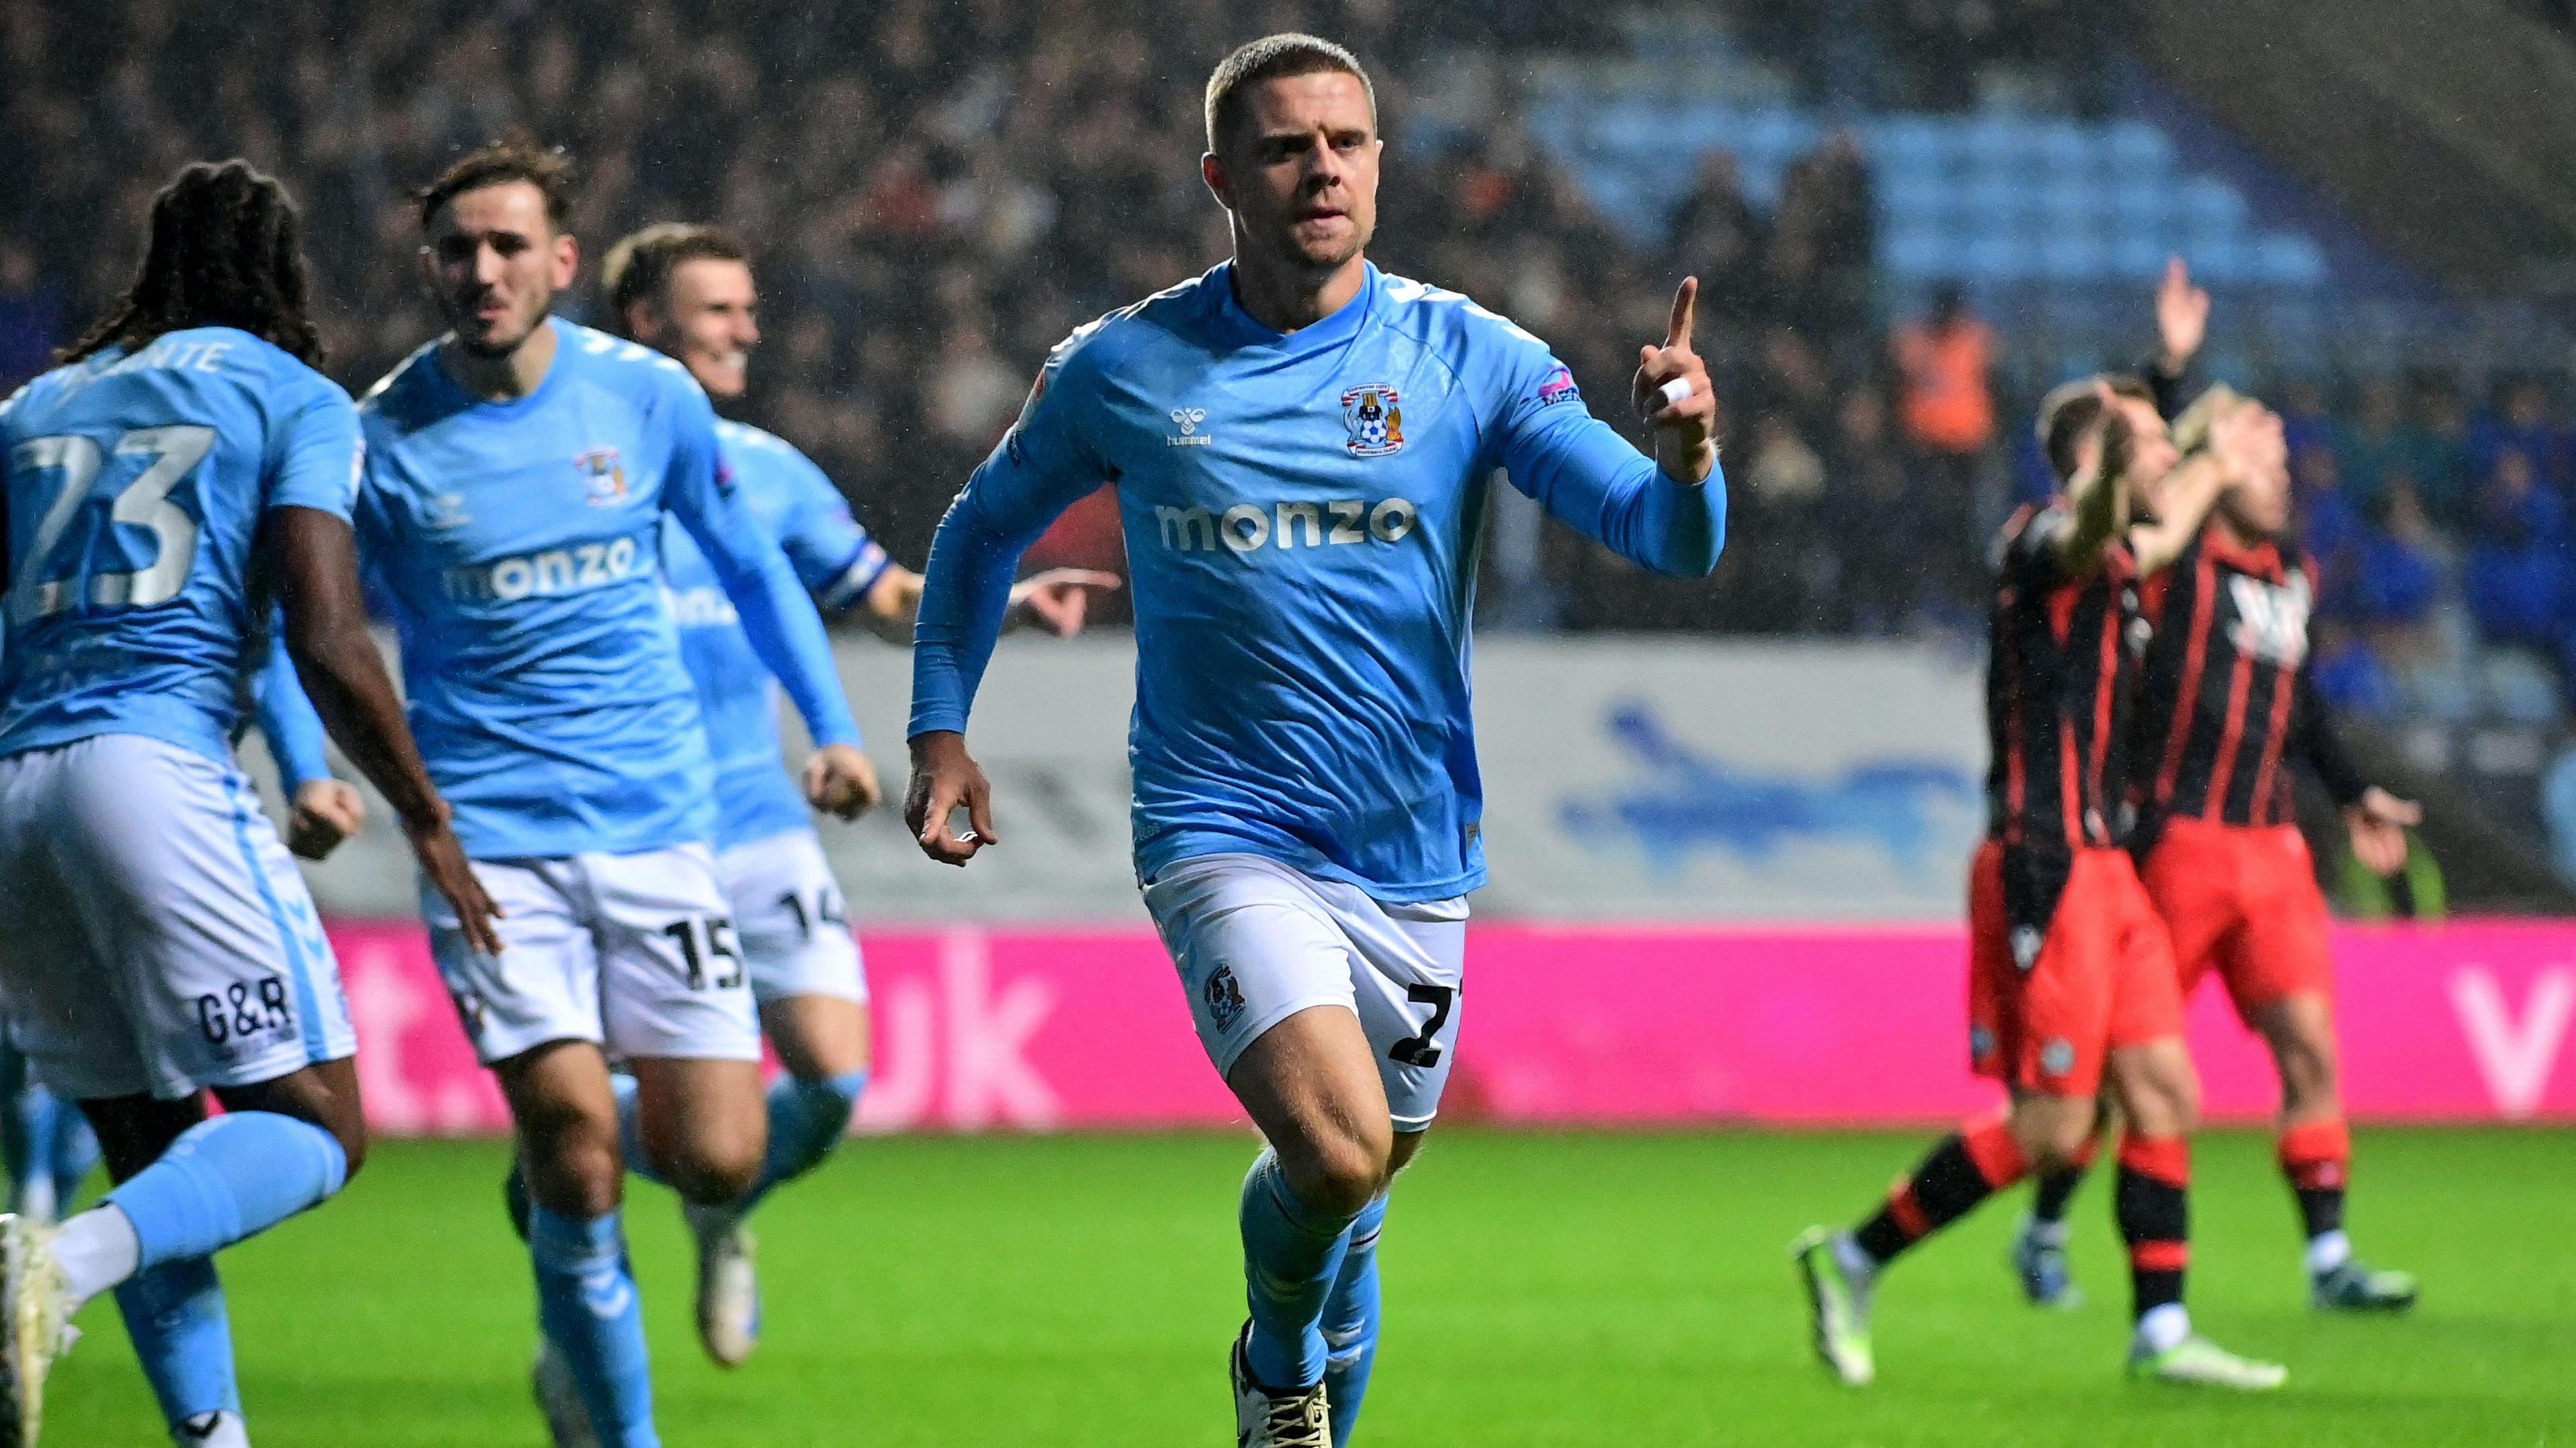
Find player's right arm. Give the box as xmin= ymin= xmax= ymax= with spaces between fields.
xmin=279 ymin=393 xmax=500 ymax=953
xmin=905 ymin=333 xmax=1118 ymax=865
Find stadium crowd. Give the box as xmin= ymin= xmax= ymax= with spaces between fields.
xmin=2 ymin=0 xmax=2573 ymax=720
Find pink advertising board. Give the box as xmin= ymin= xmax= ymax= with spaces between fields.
xmin=329 ymin=920 xmax=2576 ymax=1137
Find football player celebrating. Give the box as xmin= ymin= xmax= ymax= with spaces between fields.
xmin=591 ymin=221 xmax=1114 ymax=1367
xmin=1794 ymin=377 xmax=2293 ymax=1390
xmin=2008 ymin=263 xmax=2420 ymax=1313
xmin=354 ymin=139 xmax=867 ymax=1448
xmin=905 ymin=35 xmax=1725 ymax=1447
xmin=0 ymin=160 xmax=493 ymax=1448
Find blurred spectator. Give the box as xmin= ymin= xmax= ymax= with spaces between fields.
xmin=2308 ymin=620 xmax=2401 ymax=718
xmin=1890 ymin=284 xmax=1996 ymax=597
xmin=2334 ymin=378 xmax=2422 ymax=514
xmin=1665 ymin=151 xmax=1765 ymax=322
xmin=2463 ymin=450 xmax=2572 ymax=654
xmin=0 ymin=241 xmax=60 ymax=394
xmin=2469 ymin=376 xmax=2569 ymax=497
xmin=2325 ymin=480 xmax=2444 ymax=632
xmin=2410 ymin=374 xmax=2476 ymax=526
xmin=1826 ymin=384 xmax=1924 ymax=633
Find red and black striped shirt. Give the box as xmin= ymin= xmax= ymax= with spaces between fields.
xmin=1984 ymin=503 xmax=2147 ymax=852
xmin=2135 ymin=523 xmax=2363 ymax=830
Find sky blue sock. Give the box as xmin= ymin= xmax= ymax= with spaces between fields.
xmin=1240 ymin=1149 xmax=1360 ymax=1392
xmin=528 ymin=1206 xmax=657 ymax=1448
xmin=104 ymin=1113 xmax=347 ymax=1268
xmin=737 ymin=1072 xmax=865 ymax=1214
xmin=114 ymin=1256 xmax=240 ymax=1431
xmin=610 ymin=1076 xmax=667 ymax=1188
xmin=3 ymin=1080 xmax=50 ymax=1208
xmin=1321 ymin=1194 xmax=1387 ymax=1446
xmin=49 ymin=1102 xmax=98 ymax=1209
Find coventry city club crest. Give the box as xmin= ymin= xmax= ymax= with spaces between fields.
xmin=575 ymin=447 xmax=627 ymax=505
xmin=1341 ymin=384 xmax=1403 ymax=457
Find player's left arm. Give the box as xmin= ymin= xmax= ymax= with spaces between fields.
xmin=2290 ymin=610 xmax=2419 ymax=874
xmin=660 ymin=382 xmax=876 ymax=819
xmin=1489 ymin=277 xmax=1726 ymax=578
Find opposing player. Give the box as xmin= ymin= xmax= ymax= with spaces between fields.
xmin=0 ymin=159 xmax=495 ymax=1447
xmin=1793 ymin=378 xmax=2292 ymax=1389
xmin=2008 ymin=268 xmax=2420 ymax=1313
xmin=356 ymin=140 xmax=869 ymax=1448
xmin=904 ymin=36 xmax=1725 ymax=1447
xmin=592 ymin=222 xmax=1114 ymax=1366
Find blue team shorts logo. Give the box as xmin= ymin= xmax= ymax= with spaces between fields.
xmin=576 ymin=447 xmax=628 ymax=506
xmin=1203 ymin=963 xmax=1246 ymax=1032
xmin=1536 ymin=365 xmax=1581 ymax=408
xmin=1341 ymin=385 xmax=1403 ymax=457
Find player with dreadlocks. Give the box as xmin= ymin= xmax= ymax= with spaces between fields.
xmin=0 ymin=159 xmax=494 ymax=1447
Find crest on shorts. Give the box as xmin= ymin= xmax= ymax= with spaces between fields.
xmin=1341 ymin=385 xmax=1403 ymax=457
xmin=2039 ymin=1038 xmax=2077 ymax=1078
xmin=2010 ymin=925 xmax=2043 ymax=972
xmin=576 ymin=447 xmax=628 ymax=505
xmin=1204 ymin=963 xmax=1246 ymax=1031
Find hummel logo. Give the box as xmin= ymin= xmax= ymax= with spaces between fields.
xmin=1167 ymin=407 xmax=1212 ymax=447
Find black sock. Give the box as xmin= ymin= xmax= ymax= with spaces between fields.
xmin=1854 ymin=1121 xmax=2027 ymax=1265
xmin=2032 ymin=1164 xmax=2086 ymax=1226
xmin=2116 ymin=1137 xmax=2190 ymax=1318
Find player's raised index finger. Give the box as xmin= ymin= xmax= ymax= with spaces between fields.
xmin=1666 ymin=276 xmax=1699 ymax=350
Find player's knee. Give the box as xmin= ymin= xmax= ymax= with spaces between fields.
xmin=2272 ymin=1029 xmax=2338 ymax=1113
xmin=327 ymin=1117 xmax=370 ymax=1184
xmin=2017 ymin=1115 xmax=2094 ymax=1175
xmin=1288 ymin=1129 xmax=1391 ymax=1218
xmin=659 ymin=1133 xmax=763 ymax=1207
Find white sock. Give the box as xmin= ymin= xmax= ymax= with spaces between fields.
xmin=13 ymin=1176 xmax=56 ymax=1227
xmin=2305 ymin=1229 xmax=2352 ymax=1276
xmin=52 ymin=1203 xmax=141 ymax=1306
xmin=2023 ymin=1215 xmax=2070 ymax=1248
xmin=174 ymin=1409 xmax=250 ymax=1447
xmin=2133 ymin=1302 xmax=2192 ymax=1354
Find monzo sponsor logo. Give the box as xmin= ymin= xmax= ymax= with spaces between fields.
xmin=1155 ymin=497 xmax=1417 ymax=553
xmin=442 ymin=536 xmax=644 ymax=602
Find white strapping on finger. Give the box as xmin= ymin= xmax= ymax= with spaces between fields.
xmin=1655 ymin=377 xmax=1692 ymax=410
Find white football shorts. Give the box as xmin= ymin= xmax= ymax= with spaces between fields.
xmin=1142 ymin=852 xmax=1465 ymax=1131
xmin=717 ymin=828 xmax=867 ymax=1007
xmin=423 ymin=842 xmax=759 ymax=1065
xmin=0 ymin=734 xmax=356 ymax=1101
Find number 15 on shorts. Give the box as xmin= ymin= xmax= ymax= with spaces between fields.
xmin=661 ymin=916 xmax=743 ymax=991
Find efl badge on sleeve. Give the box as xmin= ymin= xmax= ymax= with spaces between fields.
xmin=576 ymin=447 xmax=628 ymax=505
xmin=1341 ymin=384 xmax=1403 ymax=457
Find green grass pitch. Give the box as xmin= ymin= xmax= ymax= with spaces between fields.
xmin=42 ymin=1127 xmax=2575 ymax=1446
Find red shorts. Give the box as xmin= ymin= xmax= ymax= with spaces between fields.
xmin=2140 ymin=818 xmax=2332 ymax=1025
xmin=1968 ymin=842 xmax=2186 ymax=1097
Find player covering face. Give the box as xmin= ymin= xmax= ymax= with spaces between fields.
xmin=0 ymin=160 xmax=494 ymax=1448
xmin=2007 ymin=262 xmax=2421 ymax=1315
xmin=342 ymin=137 xmax=871 ymax=1448
xmin=903 ymin=34 xmax=1725 ymax=1448
xmin=543 ymin=223 xmax=1114 ymax=1370
xmin=1794 ymin=371 xmax=2298 ymax=1391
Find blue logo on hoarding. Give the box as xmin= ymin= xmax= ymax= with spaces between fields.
xmin=1556 ymin=703 xmax=1976 ymax=875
